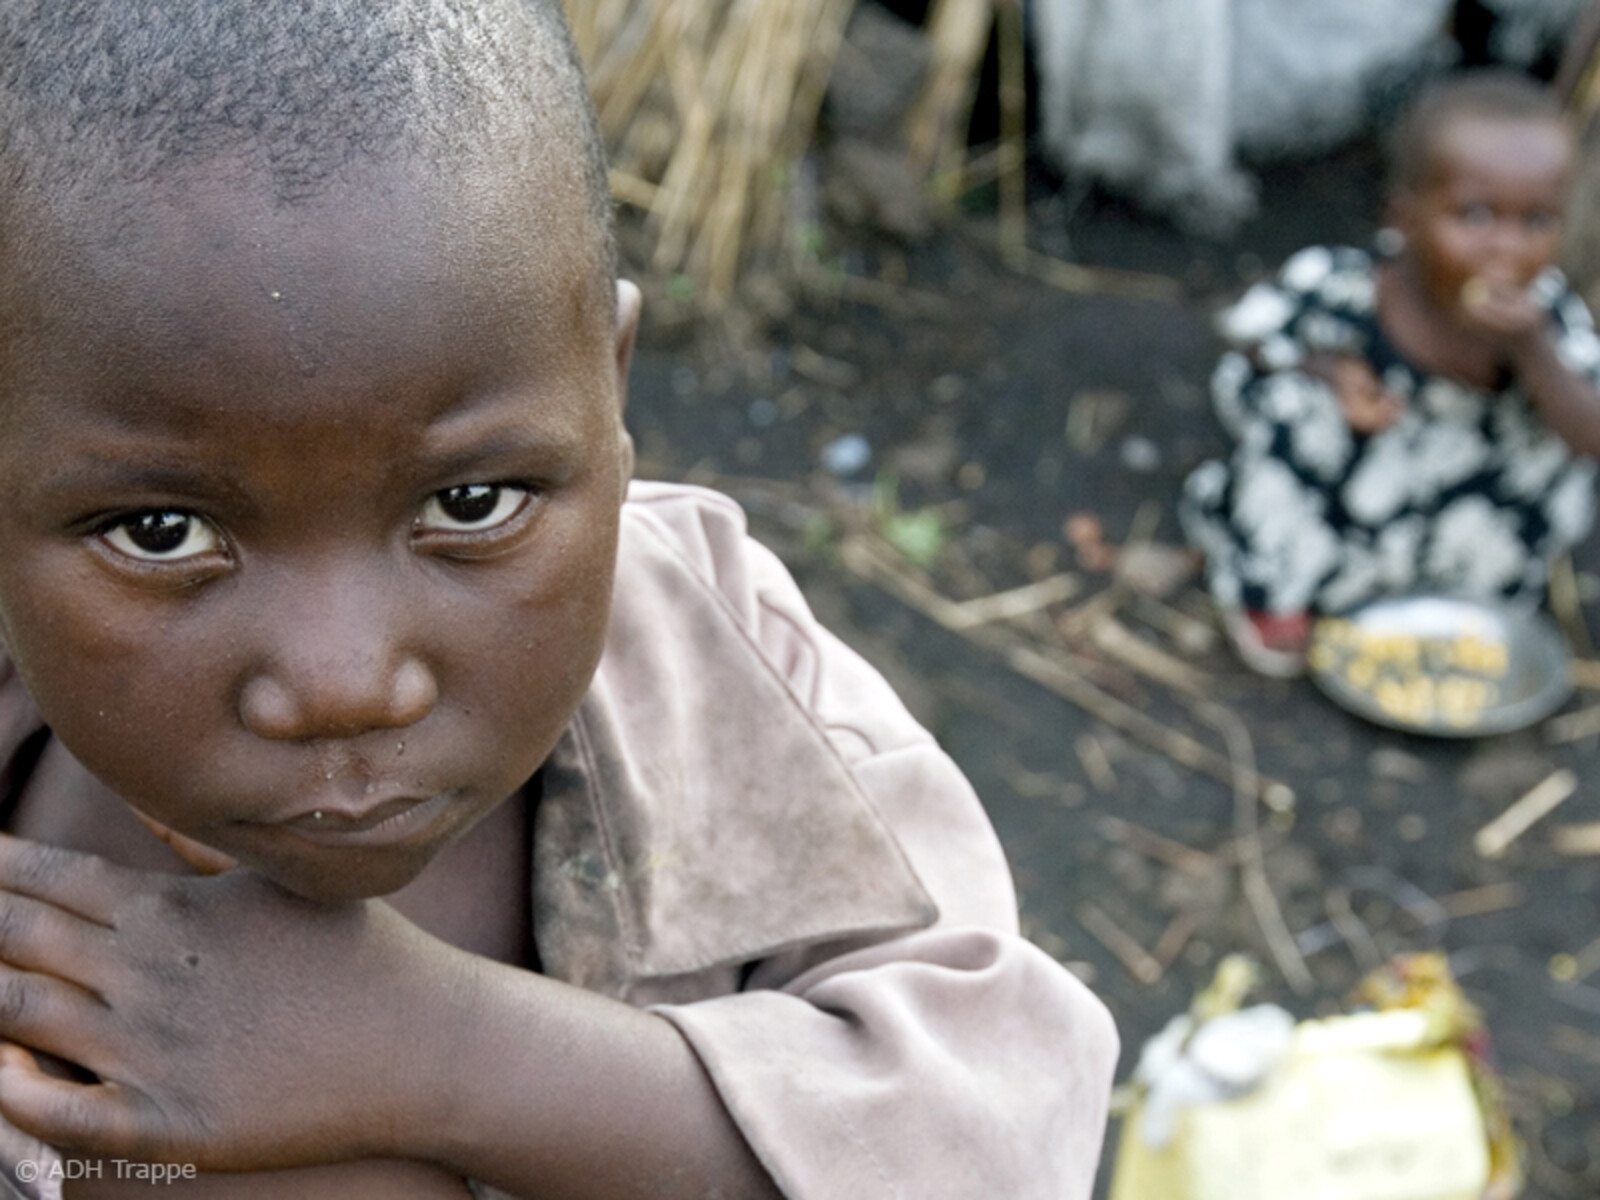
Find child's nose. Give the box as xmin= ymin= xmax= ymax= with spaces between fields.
xmin=236 ymin=573 xmax=438 ymax=741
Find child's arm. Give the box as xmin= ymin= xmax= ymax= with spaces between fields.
xmin=1465 ymin=278 xmax=1600 ymax=457
xmin=1303 ymin=353 xmax=1405 ymax=434
xmin=63 ymin=1151 xmax=477 ymax=1198
xmin=0 ymin=851 xmax=780 ymax=1199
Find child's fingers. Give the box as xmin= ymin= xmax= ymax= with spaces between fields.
xmin=0 ymin=967 xmax=113 ymax=1078
xmin=0 ymin=835 xmax=130 ymax=926
xmin=124 ymin=810 xmax=237 ymax=876
xmin=0 ymin=1065 xmax=148 ymax=1162
xmin=0 ymin=892 xmax=117 ymax=990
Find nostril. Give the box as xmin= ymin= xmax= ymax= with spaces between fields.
xmin=391 ymin=659 xmax=437 ymax=726
xmin=238 ymin=674 xmax=302 ymax=740
xmin=238 ymin=657 xmax=438 ymax=740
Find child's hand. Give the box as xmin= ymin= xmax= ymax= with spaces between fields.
xmin=1459 ymin=275 xmax=1549 ymax=345
xmin=1307 ymin=354 xmax=1405 ymax=434
xmin=0 ymin=834 xmax=469 ymax=1174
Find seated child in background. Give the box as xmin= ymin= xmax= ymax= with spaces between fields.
xmin=0 ymin=2 xmax=1117 ymax=1197
xmin=1182 ymin=70 xmax=1600 ymax=677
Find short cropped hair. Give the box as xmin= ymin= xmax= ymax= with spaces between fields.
xmin=0 ymin=0 xmax=615 ymax=282
xmin=1389 ymin=69 xmax=1570 ymax=193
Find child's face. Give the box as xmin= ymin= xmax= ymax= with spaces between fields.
xmin=0 ymin=156 xmax=637 ymax=901
xmin=1392 ymin=112 xmax=1573 ymax=318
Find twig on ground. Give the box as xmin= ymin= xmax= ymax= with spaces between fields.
xmin=1551 ymin=821 xmax=1600 ymax=856
xmin=1474 ymin=769 xmax=1579 ymax=859
xmin=1086 ymin=615 xmax=1212 ymax=696
xmin=1075 ymin=733 xmax=1118 ymax=793
xmin=1545 ymin=701 xmax=1600 ymax=743
xmin=1078 ymin=903 xmax=1164 ymax=985
xmin=1324 ymin=887 xmax=1383 ymax=972
xmin=1055 ymin=586 xmax=1125 ymax=641
xmin=946 ymin=572 xmax=1082 ymax=629
xmin=996 ymin=759 xmax=1080 ymax=805
xmin=1151 ymin=911 xmax=1202 ymax=971
xmin=1129 ymin=592 xmax=1219 ymax=657
xmin=1567 ymin=659 xmax=1600 ymax=691
xmin=839 ymin=532 xmax=1296 ymax=804
xmin=1193 ymin=701 xmax=1314 ymax=994
xmin=1096 ymin=815 xmax=1216 ymax=877
xmin=1435 ymin=882 xmax=1525 ymax=920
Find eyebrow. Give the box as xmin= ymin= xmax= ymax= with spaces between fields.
xmin=418 ymin=425 xmax=592 ymax=484
xmin=36 ymin=455 xmax=249 ymax=505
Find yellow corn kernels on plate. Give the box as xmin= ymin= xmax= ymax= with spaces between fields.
xmin=1308 ymin=595 xmax=1570 ymax=737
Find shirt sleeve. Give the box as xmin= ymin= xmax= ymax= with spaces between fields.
xmin=630 ymin=484 xmax=1119 ymax=1200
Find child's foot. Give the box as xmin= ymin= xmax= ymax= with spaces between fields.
xmin=1222 ymin=608 xmax=1311 ymax=678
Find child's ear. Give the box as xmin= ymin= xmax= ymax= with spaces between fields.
xmin=613 ymin=280 xmax=642 ymax=408
xmin=614 ymin=280 xmax=641 ymax=487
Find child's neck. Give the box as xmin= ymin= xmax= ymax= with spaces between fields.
xmin=1376 ymin=257 xmax=1511 ymax=391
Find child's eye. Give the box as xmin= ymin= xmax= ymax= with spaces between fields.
xmin=416 ymin=484 xmax=529 ymax=533
xmin=100 ymin=511 xmax=222 ymax=562
xmin=1457 ymin=204 xmax=1493 ymax=226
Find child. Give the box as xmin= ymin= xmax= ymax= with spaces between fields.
xmin=1182 ymin=70 xmax=1600 ymax=677
xmin=0 ymin=2 xmax=1117 ymax=1198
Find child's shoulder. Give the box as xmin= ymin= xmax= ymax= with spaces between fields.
xmin=618 ymin=479 xmax=766 ymax=607
xmin=1217 ymin=244 xmax=1376 ymax=356
xmin=623 ymin=479 xmax=748 ymax=551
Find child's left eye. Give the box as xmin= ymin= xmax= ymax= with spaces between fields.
xmin=416 ymin=484 xmax=529 ymax=533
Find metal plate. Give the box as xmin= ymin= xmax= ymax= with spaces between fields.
xmin=1308 ymin=595 xmax=1572 ymax=738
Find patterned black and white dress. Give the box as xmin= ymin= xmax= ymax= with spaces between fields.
xmin=1182 ymin=244 xmax=1600 ymax=616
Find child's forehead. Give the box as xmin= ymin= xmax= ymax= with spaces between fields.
xmin=7 ymin=151 xmax=607 ymax=357
xmin=0 ymin=153 xmax=619 ymax=456
xmin=1426 ymin=112 xmax=1572 ymax=173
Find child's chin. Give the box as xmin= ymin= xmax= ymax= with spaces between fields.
xmin=260 ymin=850 xmax=434 ymax=903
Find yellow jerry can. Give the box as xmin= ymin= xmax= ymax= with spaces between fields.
xmin=1109 ymin=1009 xmax=1492 ymax=1200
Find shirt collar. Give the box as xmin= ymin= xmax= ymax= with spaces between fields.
xmin=530 ymin=510 xmax=937 ymax=995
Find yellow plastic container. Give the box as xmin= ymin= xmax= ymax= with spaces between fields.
xmin=1109 ymin=1010 xmax=1491 ymax=1200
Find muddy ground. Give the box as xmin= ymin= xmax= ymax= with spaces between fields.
xmin=623 ymin=141 xmax=1600 ymax=1196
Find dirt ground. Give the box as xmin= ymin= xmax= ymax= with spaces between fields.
xmin=623 ymin=140 xmax=1600 ymax=1196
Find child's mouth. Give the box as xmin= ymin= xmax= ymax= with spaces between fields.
xmin=272 ymin=790 xmax=457 ymax=847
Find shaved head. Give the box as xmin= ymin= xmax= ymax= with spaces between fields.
xmin=1389 ymin=69 xmax=1569 ymax=195
xmin=0 ymin=0 xmax=614 ymax=280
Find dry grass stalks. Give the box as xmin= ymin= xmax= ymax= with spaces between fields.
xmin=563 ymin=0 xmax=857 ymax=306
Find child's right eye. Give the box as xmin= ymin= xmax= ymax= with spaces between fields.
xmin=100 ymin=511 xmax=223 ymax=562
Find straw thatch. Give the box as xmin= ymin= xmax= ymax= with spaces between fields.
xmin=564 ymin=0 xmax=858 ymax=305
xmin=563 ymin=0 xmax=1006 ymax=307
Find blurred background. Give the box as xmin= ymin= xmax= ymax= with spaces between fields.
xmin=565 ymin=2 xmax=1600 ymax=1195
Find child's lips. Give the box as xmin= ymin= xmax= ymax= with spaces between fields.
xmin=271 ymin=791 xmax=456 ymax=845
